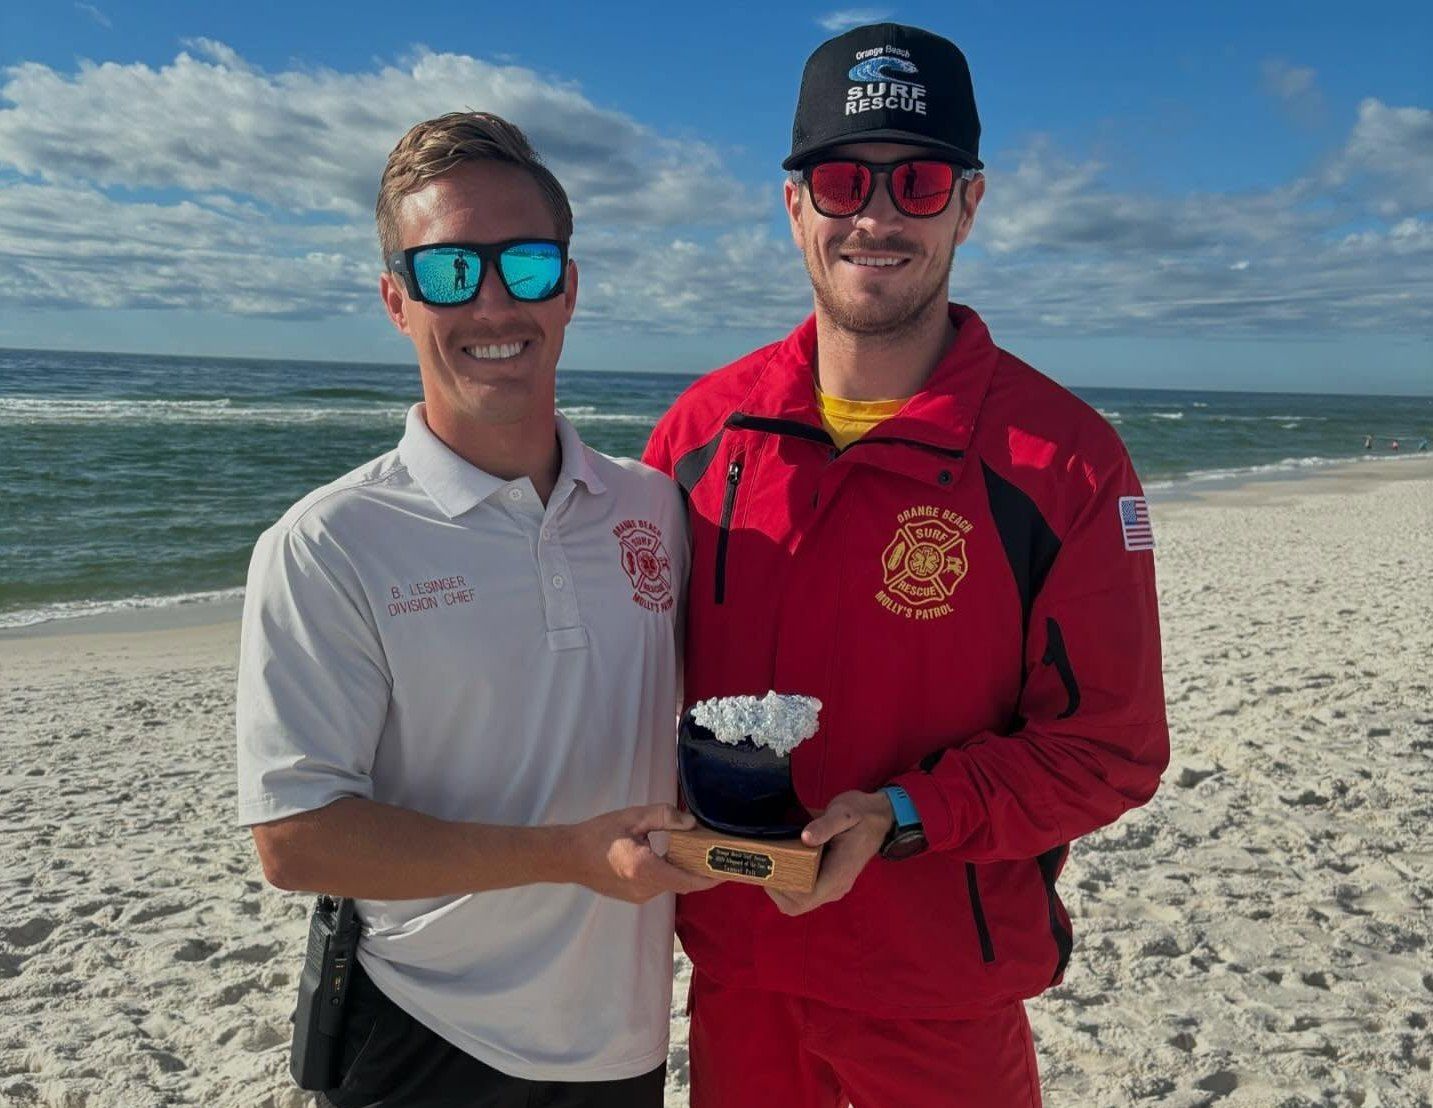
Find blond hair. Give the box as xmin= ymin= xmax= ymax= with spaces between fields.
xmin=375 ymin=112 xmax=573 ymax=258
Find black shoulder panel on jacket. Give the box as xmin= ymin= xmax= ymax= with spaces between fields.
xmin=674 ymin=429 xmax=727 ymax=504
xmin=981 ymin=462 xmax=1062 ymax=631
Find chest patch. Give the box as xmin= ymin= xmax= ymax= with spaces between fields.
xmin=383 ymin=573 xmax=476 ymax=618
xmin=614 ymin=519 xmax=674 ymax=613
xmin=875 ymin=505 xmax=973 ymax=621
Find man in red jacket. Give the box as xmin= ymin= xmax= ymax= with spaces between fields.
xmin=643 ymin=22 xmax=1169 ymax=1108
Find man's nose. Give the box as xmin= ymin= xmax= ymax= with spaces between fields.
xmin=469 ymin=261 xmax=521 ymax=315
xmin=854 ymin=171 xmax=904 ymax=231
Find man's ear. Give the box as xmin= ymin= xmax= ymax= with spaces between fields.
xmin=784 ymin=178 xmax=805 ymax=249
xmin=380 ymin=271 xmax=411 ymax=335
xmin=561 ymin=259 xmax=578 ymax=324
xmin=954 ymin=174 xmax=986 ymax=247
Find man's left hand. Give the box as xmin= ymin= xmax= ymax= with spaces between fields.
xmin=767 ymin=789 xmax=893 ymax=916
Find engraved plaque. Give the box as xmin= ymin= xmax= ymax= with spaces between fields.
xmin=706 ymin=846 xmax=774 ymax=880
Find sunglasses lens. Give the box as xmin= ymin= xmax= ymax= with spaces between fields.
xmin=498 ymin=242 xmax=564 ymax=302
xmin=411 ymin=247 xmax=482 ymax=304
xmin=808 ymin=162 xmax=871 ymax=217
xmin=891 ymin=161 xmax=956 ymax=216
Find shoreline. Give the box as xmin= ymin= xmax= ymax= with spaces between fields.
xmin=1147 ymin=449 xmax=1433 ymax=500
xmin=4 ymin=453 xmax=1431 ymax=643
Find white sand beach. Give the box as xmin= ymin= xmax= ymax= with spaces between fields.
xmin=2 ymin=458 xmax=1430 ymax=1108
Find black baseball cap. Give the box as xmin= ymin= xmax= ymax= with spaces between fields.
xmin=783 ymin=23 xmax=982 ymax=172
xmin=677 ymin=712 xmax=811 ymax=839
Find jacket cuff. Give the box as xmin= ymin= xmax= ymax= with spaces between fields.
xmin=889 ymin=770 xmax=959 ymax=853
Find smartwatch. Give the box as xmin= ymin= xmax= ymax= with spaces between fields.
xmin=878 ymin=785 xmax=927 ymax=860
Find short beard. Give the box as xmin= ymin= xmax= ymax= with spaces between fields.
xmin=804 ymin=235 xmax=957 ymax=339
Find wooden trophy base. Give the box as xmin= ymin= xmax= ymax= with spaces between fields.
xmin=666 ymin=824 xmax=822 ymax=893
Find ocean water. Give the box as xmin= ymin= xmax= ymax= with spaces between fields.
xmin=2 ymin=347 xmax=1429 ymax=628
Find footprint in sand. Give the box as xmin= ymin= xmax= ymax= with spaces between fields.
xmin=214 ymin=979 xmax=259 ymax=1006
xmin=239 ymin=1021 xmax=288 ymax=1052
xmin=0 ymin=917 xmax=56 ymax=947
xmin=1175 ymin=764 xmax=1219 ymax=788
xmin=220 ymin=941 xmax=282 ymax=965
xmin=1196 ymin=1070 xmax=1240 ymax=1098
xmin=174 ymin=938 xmax=221 ymax=963
xmin=143 ymin=1048 xmax=187 ymax=1074
xmin=121 ymin=897 xmax=191 ymax=926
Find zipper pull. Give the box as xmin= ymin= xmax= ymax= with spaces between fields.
xmin=727 ymin=460 xmax=742 ymax=484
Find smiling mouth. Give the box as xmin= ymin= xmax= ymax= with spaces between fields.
xmin=841 ymin=255 xmax=908 ymax=269
xmin=463 ymin=341 xmax=529 ymax=361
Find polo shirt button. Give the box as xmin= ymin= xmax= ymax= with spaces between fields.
xmin=541 ymin=528 xmax=551 ymax=540
xmin=507 ymin=488 xmax=523 ymax=501
xmin=552 ymin=574 xmax=565 ymax=589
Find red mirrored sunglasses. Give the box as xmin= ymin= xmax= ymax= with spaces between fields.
xmin=801 ymin=158 xmax=976 ymax=219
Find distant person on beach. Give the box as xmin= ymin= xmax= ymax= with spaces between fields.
xmin=644 ymin=23 xmax=1169 ymax=1107
xmin=236 ymin=111 xmax=712 ymax=1108
xmin=1364 ymin=434 xmax=1373 ymax=450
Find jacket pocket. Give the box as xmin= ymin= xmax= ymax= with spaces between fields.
xmin=965 ymin=863 xmax=996 ymax=964
xmin=1040 ymin=616 xmax=1081 ymax=719
xmin=847 ymin=853 xmax=1062 ymax=1015
xmin=714 ymin=457 xmax=744 ymax=605
xmin=847 ymin=854 xmax=996 ymax=1011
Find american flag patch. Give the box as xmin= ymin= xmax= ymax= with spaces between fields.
xmin=1119 ymin=496 xmax=1155 ymax=551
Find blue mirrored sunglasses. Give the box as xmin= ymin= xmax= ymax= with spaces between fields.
xmin=387 ymin=239 xmax=568 ymax=305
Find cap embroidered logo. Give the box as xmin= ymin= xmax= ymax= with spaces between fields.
xmin=845 ymin=52 xmax=927 ymax=118
xmin=848 ymin=55 xmax=920 ymax=83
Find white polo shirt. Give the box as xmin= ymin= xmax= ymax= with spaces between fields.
xmin=236 ymin=405 xmax=688 ymax=1081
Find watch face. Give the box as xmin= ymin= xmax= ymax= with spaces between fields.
xmin=880 ymin=828 xmax=928 ymax=861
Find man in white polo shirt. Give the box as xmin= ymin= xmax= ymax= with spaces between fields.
xmin=236 ymin=111 xmax=714 ymax=1107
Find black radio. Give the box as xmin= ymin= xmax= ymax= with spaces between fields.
xmin=289 ymin=895 xmax=360 ymax=1090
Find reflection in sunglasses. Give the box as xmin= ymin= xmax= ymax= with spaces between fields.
xmin=806 ymin=159 xmax=964 ymax=219
xmin=392 ymin=239 xmax=568 ymax=306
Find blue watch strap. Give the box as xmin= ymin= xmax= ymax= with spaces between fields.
xmin=880 ymin=785 xmax=922 ymax=831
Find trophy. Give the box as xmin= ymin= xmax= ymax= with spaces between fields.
xmin=665 ymin=693 xmax=824 ymax=893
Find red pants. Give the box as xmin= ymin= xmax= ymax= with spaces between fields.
xmin=688 ymin=972 xmax=1042 ymax=1108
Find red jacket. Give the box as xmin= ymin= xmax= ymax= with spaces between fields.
xmin=643 ymin=305 xmax=1168 ymax=1020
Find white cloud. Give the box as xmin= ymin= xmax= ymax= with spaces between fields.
xmin=1261 ymin=59 xmax=1318 ymax=105
xmin=949 ymin=107 xmax=1432 ymax=338
xmin=0 ymin=182 xmax=371 ymax=318
xmin=1323 ymin=99 xmax=1433 ymax=218
xmin=817 ymin=9 xmax=893 ymax=32
xmin=0 ymin=46 xmax=1427 ymax=342
xmin=1260 ymin=59 xmax=1325 ymax=129
xmin=0 ymin=44 xmax=761 ymax=226
xmin=74 ymin=3 xmax=111 ymax=29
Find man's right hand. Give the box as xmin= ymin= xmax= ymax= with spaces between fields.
xmin=251 ymin=796 xmax=721 ymax=901
xmin=568 ymin=804 xmax=720 ymax=902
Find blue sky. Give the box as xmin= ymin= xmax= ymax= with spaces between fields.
xmin=0 ymin=0 xmax=1429 ymax=394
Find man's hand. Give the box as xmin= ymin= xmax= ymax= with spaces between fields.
xmin=767 ymin=789 xmax=893 ymax=916
xmin=569 ymin=804 xmax=720 ymax=903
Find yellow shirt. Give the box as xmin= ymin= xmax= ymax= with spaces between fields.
xmin=816 ymin=389 xmax=907 ymax=450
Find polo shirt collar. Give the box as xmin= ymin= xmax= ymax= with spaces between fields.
xmin=555 ymin=411 xmax=607 ymax=496
xmin=399 ymin=405 xmax=605 ymax=520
